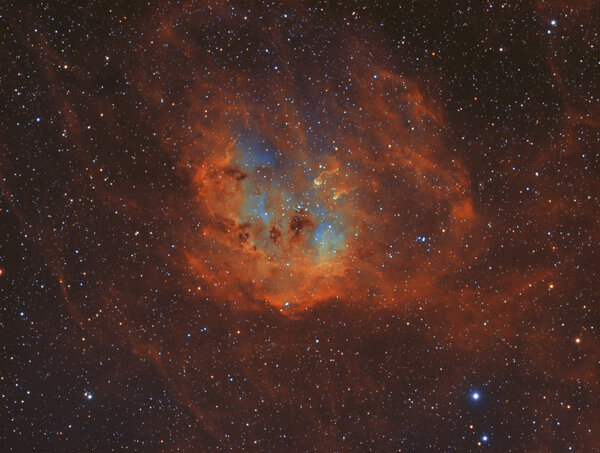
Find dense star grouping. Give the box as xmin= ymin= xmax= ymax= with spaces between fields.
xmin=1 ymin=1 xmax=598 ymax=451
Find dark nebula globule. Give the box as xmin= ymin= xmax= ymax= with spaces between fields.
xmin=0 ymin=1 xmax=599 ymax=451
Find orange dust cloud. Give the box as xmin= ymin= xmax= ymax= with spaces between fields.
xmin=176 ymin=43 xmax=478 ymax=313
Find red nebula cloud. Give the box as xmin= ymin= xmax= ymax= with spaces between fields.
xmin=179 ymin=45 xmax=478 ymax=313
xmin=1 ymin=1 xmax=598 ymax=450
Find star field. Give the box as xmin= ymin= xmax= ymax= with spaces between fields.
xmin=0 ymin=1 xmax=599 ymax=451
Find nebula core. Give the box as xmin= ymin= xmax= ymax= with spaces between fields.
xmin=1 ymin=1 xmax=598 ymax=452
